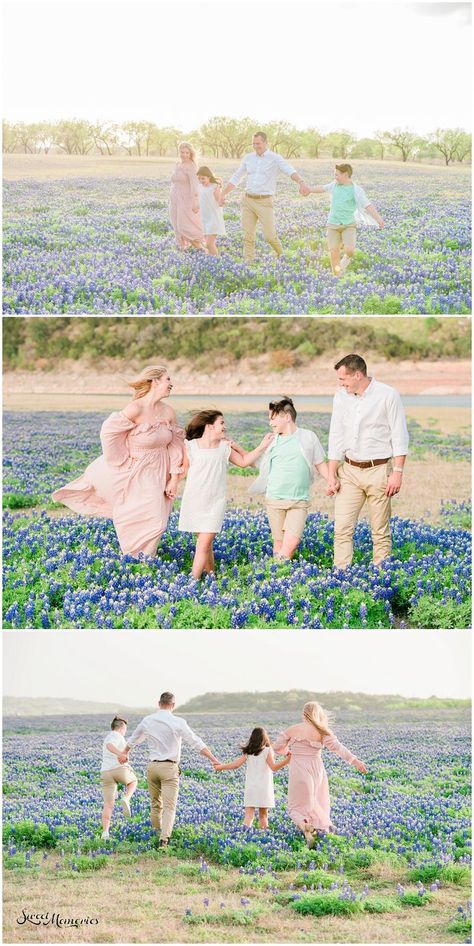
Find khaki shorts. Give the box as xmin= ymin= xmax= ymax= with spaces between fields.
xmin=266 ymin=499 xmax=310 ymax=543
xmin=327 ymin=224 xmax=357 ymax=251
xmin=101 ymin=764 xmax=136 ymax=804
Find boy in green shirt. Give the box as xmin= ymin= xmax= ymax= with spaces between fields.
xmin=302 ymin=164 xmax=384 ymax=276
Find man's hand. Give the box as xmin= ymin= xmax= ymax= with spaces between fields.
xmin=326 ymin=477 xmax=340 ymax=496
xmin=299 ymin=183 xmax=311 ymax=197
xmin=385 ymin=471 xmax=402 ymax=497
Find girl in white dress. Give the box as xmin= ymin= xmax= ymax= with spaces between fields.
xmin=197 ymin=165 xmax=226 ymax=256
xmin=178 ymin=410 xmax=273 ymax=579
xmin=215 ymin=727 xmax=290 ymax=829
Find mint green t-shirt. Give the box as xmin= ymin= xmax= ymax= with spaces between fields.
xmin=328 ymin=183 xmax=356 ymax=226
xmin=266 ymin=433 xmax=311 ymax=501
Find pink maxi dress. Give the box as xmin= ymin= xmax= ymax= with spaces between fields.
xmin=52 ymin=412 xmax=185 ymax=558
xmin=273 ymin=731 xmax=357 ymax=832
xmin=169 ymin=163 xmax=205 ymax=248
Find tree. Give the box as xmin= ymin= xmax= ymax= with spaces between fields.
xmin=150 ymin=126 xmax=182 ymax=156
xmin=373 ymin=131 xmax=387 ymax=160
xmin=197 ymin=116 xmax=257 ymax=158
xmin=2 ymin=121 xmax=19 ymax=153
xmin=262 ymin=121 xmax=302 ymax=158
xmin=323 ymin=130 xmax=356 ymax=158
xmin=454 ymin=131 xmax=472 ymax=163
xmin=301 ymin=128 xmax=325 ymax=159
xmin=54 ymin=119 xmax=95 ymax=154
xmin=350 ymin=138 xmax=378 ymax=159
xmin=91 ymin=122 xmax=120 ymax=156
xmin=15 ymin=122 xmax=39 ymax=154
xmin=382 ymin=128 xmax=419 ymax=162
xmin=35 ymin=122 xmax=56 ymax=154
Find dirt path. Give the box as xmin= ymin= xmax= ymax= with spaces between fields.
xmin=3 ymin=358 xmax=471 ymax=405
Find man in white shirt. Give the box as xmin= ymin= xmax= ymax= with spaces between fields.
xmin=327 ymin=354 xmax=409 ymax=568
xmin=221 ymin=131 xmax=307 ymax=264
xmin=122 ymin=692 xmax=220 ymax=847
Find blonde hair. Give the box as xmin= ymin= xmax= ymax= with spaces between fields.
xmin=127 ymin=365 xmax=168 ymax=400
xmin=178 ymin=140 xmax=197 ymax=166
xmin=303 ymin=701 xmax=333 ymax=739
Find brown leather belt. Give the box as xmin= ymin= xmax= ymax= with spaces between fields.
xmin=344 ymin=456 xmax=390 ymax=469
xmin=245 ymin=193 xmax=272 ymax=199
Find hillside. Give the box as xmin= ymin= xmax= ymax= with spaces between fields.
xmin=3 ymin=317 xmax=470 ymax=369
xmin=177 ymin=690 xmax=469 ymax=714
xmin=4 ymin=692 xmax=469 ymax=719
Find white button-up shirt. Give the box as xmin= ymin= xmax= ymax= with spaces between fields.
xmin=127 ymin=709 xmax=206 ymax=762
xmin=328 ymin=379 xmax=409 ymax=462
xmin=229 ymin=149 xmax=297 ymax=195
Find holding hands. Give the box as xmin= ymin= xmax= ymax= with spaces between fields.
xmin=117 ymin=752 xmax=129 ymax=764
xmin=165 ymin=474 xmax=179 ymax=500
xmin=299 ymin=183 xmax=311 ymax=197
xmin=326 ymin=476 xmax=341 ymax=497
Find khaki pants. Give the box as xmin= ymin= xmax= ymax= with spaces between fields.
xmin=266 ymin=499 xmax=310 ymax=543
xmin=147 ymin=761 xmax=180 ymax=841
xmin=101 ymin=764 xmax=136 ymax=804
xmin=334 ymin=461 xmax=392 ymax=568
xmin=241 ymin=195 xmax=283 ymax=262
xmin=327 ymin=224 xmax=357 ymax=252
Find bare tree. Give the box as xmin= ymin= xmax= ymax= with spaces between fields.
xmin=55 ymin=119 xmax=95 ymax=154
xmin=383 ymin=128 xmax=419 ymax=162
xmin=2 ymin=121 xmax=19 ymax=153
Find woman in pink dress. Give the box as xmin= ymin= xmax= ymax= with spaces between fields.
xmin=169 ymin=142 xmax=205 ymax=250
xmin=274 ymin=701 xmax=367 ymax=847
xmin=52 ymin=366 xmax=184 ymax=558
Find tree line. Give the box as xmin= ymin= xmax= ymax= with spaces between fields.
xmin=3 ymin=317 xmax=470 ymax=369
xmin=2 ymin=117 xmax=471 ymax=165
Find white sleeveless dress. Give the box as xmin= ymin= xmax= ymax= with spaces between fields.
xmin=244 ymin=747 xmax=275 ymax=808
xmin=178 ymin=439 xmax=231 ymax=533
xmin=198 ymin=183 xmax=226 ymax=236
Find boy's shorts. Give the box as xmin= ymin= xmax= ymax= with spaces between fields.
xmin=101 ymin=764 xmax=136 ymax=804
xmin=327 ymin=224 xmax=357 ymax=251
xmin=266 ymin=499 xmax=310 ymax=543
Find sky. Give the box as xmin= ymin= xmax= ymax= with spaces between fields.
xmin=3 ymin=630 xmax=471 ymax=704
xmin=2 ymin=2 xmax=471 ymax=136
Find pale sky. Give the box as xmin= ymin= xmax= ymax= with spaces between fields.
xmin=2 ymin=2 xmax=471 ymax=135
xmin=3 ymin=631 xmax=471 ymax=703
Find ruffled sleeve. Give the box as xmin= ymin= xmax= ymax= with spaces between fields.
xmin=322 ymin=733 xmax=357 ymax=765
xmin=273 ymin=731 xmax=291 ymax=754
xmin=100 ymin=412 xmax=135 ymax=467
xmin=168 ymin=425 xmax=185 ymax=475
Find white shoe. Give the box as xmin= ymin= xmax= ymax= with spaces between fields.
xmin=101 ymin=830 xmax=110 ymax=840
xmin=121 ymin=798 xmax=131 ymax=817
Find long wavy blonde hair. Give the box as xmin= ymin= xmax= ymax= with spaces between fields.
xmin=178 ymin=140 xmax=198 ymax=166
xmin=303 ymin=701 xmax=333 ymax=739
xmin=127 ymin=365 xmax=168 ymax=400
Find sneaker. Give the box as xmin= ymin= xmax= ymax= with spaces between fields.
xmin=159 ymin=839 xmax=169 ymax=848
xmin=121 ymin=797 xmax=131 ymax=818
xmin=101 ymin=830 xmax=110 ymax=840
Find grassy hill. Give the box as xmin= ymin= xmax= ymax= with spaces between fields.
xmin=3 ymin=317 xmax=470 ymax=369
xmin=177 ymin=690 xmax=469 ymax=714
xmin=4 ymin=691 xmax=469 ymax=719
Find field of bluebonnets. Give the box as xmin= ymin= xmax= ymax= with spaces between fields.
xmin=3 ymin=411 xmax=471 ymax=630
xmin=3 ymin=162 xmax=471 ymax=314
xmin=3 ymin=708 xmax=471 ymax=941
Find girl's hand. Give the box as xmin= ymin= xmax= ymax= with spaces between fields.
xmin=165 ymin=475 xmax=179 ymax=500
xmin=354 ymin=759 xmax=368 ymax=774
